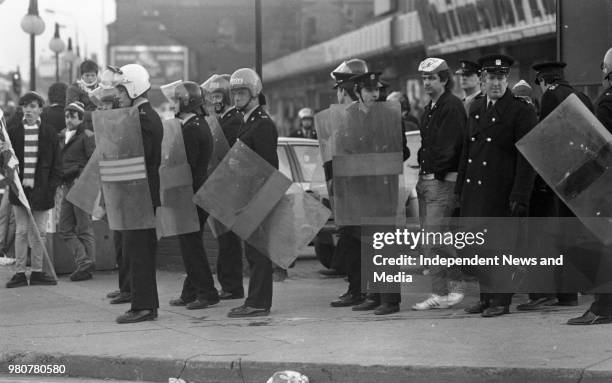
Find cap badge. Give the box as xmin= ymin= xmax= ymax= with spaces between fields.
xmin=495 ymin=59 xmax=502 ymax=66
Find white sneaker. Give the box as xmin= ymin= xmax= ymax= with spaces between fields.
xmin=412 ymin=294 xmax=450 ymax=310
xmin=0 ymin=256 xmax=15 ymax=266
xmin=446 ymin=292 xmax=465 ymax=307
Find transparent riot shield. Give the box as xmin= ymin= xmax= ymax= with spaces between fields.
xmin=193 ymin=141 xmax=293 ymax=240
xmin=314 ymin=108 xmax=335 ymax=164
xmin=155 ymin=118 xmax=200 ymax=238
xmin=93 ymin=107 xmax=156 ymax=230
xmin=516 ymin=93 xmax=612 ymax=244
xmin=205 ymin=115 xmax=232 ymax=238
xmin=66 ymin=148 xmax=101 ymax=215
xmin=247 ymin=184 xmax=331 ymax=269
xmin=331 ymin=102 xmax=405 ymax=226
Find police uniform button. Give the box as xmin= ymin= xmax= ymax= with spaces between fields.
xmin=471 ymin=137 xmax=476 ymax=142
xmin=468 ymin=159 xmax=472 ymax=163
xmin=482 ymin=161 xmax=487 ymax=166
xmin=466 ymin=178 xmax=471 ymax=183
xmin=492 ymin=117 xmax=496 ymax=122
xmin=477 ymin=180 xmax=482 ymax=185
xmin=475 ymin=115 xmax=479 ymax=120
xmin=486 ymin=137 xmax=492 ymax=142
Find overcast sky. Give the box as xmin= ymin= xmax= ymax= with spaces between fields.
xmin=0 ymin=0 xmax=116 ymax=74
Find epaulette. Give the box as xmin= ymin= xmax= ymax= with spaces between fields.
xmin=514 ymin=95 xmax=531 ymax=104
xmin=547 ymin=84 xmax=558 ymax=91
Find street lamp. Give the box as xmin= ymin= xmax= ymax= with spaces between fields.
xmin=49 ymin=23 xmax=66 ymax=83
xmin=21 ymin=0 xmax=46 ymax=91
xmin=63 ymin=38 xmax=78 ymax=84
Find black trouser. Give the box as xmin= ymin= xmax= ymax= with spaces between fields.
xmin=480 ymin=292 xmax=513 ymax=307
xmin=177 ymin=228 xmax=219 ymax=302
xmin=366 ymin=292 xmax=401 ymax=305
xmin=336 ymin=226 xmax=362 ymax=296
xmin=589 ymin=294 xmax=612 ymax=316
xmin=217 ymin=231 xmax=244 ymax=296
xmin=114 ymin=230 xmax=131 ymax=294
xmin=123 ymin=228 xmax=158 ymax=311
xmin=244 ymin=242 xmax=272 ymax=309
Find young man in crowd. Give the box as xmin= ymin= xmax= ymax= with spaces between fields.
xmin=59 ymin=101 xmax=96 ymax=282
xmin=42 ymin=82 xmax=68 ymax=133
xmin=5 ymin=92 xmax=62 ymax=288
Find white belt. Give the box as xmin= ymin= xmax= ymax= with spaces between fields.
xmin=420 ymin=172 xmax=458 ymax=182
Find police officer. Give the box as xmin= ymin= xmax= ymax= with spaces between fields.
xmin=345 ymin=71 xmax=410 ymax=315
xmin=113 ymin=64 xmax=163 ymax=324
xmin=227 ymin=68 xmax=278 ymax=318
xmin=327 ymin=58 xmax=369 ymax=305
xmin=290 ymin=108 xmax=317 ymax=139
xmin=457 ymin=54 xmax=538 ymax=318
xmin=202 ymin=73 xmax=245 ymax=300
xmin=568 ymin=48 xmax=612 ymax=325
xmin=167 ymin=81 xmax=220 ymax=310
xmin=516 ymin=61 xmax=593 ymax=311
xmin=456 ymin=60 xmax=482 ymax=113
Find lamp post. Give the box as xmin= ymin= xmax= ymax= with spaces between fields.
xmin=49 ymin=23 xmax=66 ymax=83
xmin=64 ymin=38 xmax=78 ymax=84
xmin=20 ymin=0 xmax=46 ymax=91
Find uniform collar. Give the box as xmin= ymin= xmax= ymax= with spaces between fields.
xmin=242 ymin=104 xmax=259 ymax=122
xmin=132 ymin=98 xmax=149 ymax=109
xmin=220 ymin=106 xmax=236 ymax=120
xmin=180 ymin=113 xmax=197 ymax=124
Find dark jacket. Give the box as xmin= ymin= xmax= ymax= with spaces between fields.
xmin=290 ymin=127 xmax=317 ymax=139
xmin=237 ymin=105 xmax=279 ymax=169
xmin=457 ymin=88 xmax=538 ymax=217
xmin=138 ymin=101 xmax=164 ymax=208
xmin=540 ymin=81 xmax=593 ymax=120
xmin=219 ymin=106 xmax=242 ymax=147
xmin=59 ymin=124 xmax=96 ymax=184
xmin=41 ymin=104 xmax=66 ymax=133
xmin=181 ymin=114 xmax=213 ymax=191
xmin=418 ymin=91 xmax=467 ymax=180
xmin=8 ymin=121 xmax=63 ymax=210
xmin=596 ymin=86 xmax=612 ymax=132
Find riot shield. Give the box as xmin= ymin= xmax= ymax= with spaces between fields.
xmin=314 ymin=108 xmax=335 ymax=164
xmin=66 ymin=148 xmax=101 ymax=215
xmin=331 ymin=102 xmax=405 ymax=226
xmin=155 ymin=118 xmax=200 ymax=238
xmin=93 ymin=107 xmax=156 ymax=230
xmin=206 ymin=115 xmax=230 ymax=174
xmin=193 ymin=141 xmax=292 ymax=240
xmin=516 ymin=93 xmax=612 ymax=244
xmin=247 ymin=184 xmax=331 ymax=269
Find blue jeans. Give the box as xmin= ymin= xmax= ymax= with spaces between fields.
xmin=416 ymin=178 xmax=462 ymax=296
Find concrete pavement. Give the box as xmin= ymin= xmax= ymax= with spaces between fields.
xmin=1 ymin=259 xmax=612 ymax=383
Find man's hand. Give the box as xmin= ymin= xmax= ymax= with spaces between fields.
xmin=509 ymin=200 xmax=528 ymax=217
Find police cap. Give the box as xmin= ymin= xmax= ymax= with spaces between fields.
xmin=478 ymin=54 xmax=514 ymax=75
xmin=455 ymin=60 xmax=481 ymax=75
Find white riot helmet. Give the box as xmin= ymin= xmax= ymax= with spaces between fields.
xmin=117 ymin=64 xmax=151 ymax=99
xmin=603 ymin=48 xmax=612 ymax=80
xmin=229 ymin=68 xmax=262 ymax=97
xmin=298 ymin=107 xmax=314 ymax=119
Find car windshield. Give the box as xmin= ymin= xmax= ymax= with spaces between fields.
xmin=293 ymin=145 xmax=321 ymax=182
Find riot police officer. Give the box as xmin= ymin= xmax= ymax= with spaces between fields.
xmin=202 ymin=73 xmax=245 ymax=300
xmin=113 ymin=64 xmax=163 ymax=324
xmin=227 ymin=68 xmax=278 ymax=318
xmin=167 ymin=81 xmax=220 ymax=310
xmin=290 ymin=108 xmax=317 ymax=139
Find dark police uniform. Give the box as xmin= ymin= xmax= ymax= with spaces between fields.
xmin=121 ymin=100 xmax=163 ymax=314
xmin=236 ymin=105 xmax=278 ymax=310
xmin=457 ymin=87 xmax=538 ymax=312
xmin=522 ymin=62 xmax=594 ymax=309
xmin=176 ymin=114 xmax=219 ymax=305
xmin=216 ymin=106 xmax=245 ymax=298
xmin=289 ymin=127 xmax=317 ymax=139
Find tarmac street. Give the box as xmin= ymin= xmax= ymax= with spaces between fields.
xmin=1 ymin=259 xmax=612 ymax=383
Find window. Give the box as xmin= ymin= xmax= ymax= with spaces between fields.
xmin=293 ymin=145 xmax=322 ymax=182
xmin=277 ymin=146 xmax=293 ymax=180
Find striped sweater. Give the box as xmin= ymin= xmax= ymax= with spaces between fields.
xmin=22 ymin=121 xmax=39 ymax=188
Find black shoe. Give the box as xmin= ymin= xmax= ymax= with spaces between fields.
xmin=70 ymin=269 xmax=93 ymax=282
xmin=481 ymin=305 xmax=510 ymax=317
xmin=116 ymin=309 xmax=157 ymax=324
xmin=187 ymin=297 xmax=220 ymax=310
xmin=352 ymin=298 xmax=380 ymax=311
xmin=567 ymin=310 xmax=612 ymax=325
xmin=516 ymin=297 xmax=557 ymax=311
xmin=6 ymin=272 xmax=28 ymax=288
xmin=219 ymin=290 xmax=244 ymax=300
xmin=110 ymin=293 xmax=131 ymax=304
xmin=29 ymin=272 xmax=57 ymax=286
xmin=374 ymin=303 xmax=400 ymax=315
xmin=465 ymin=301 xmax=489 ymax=314
xmin=227 ymin=306 xmax=270 ymax=318
xmin=169 ymin=297 xmax=192 ymax=306
xmin=331 ymin=293 xmax=364 ymax=307
xmin=107 ymin=290 xmax=121 ymax=299
xmin=318 ymin=269 xmax=346 ymax=278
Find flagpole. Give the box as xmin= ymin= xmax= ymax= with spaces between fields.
xmin=0 ymin=111 xmax=58 ymax=281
